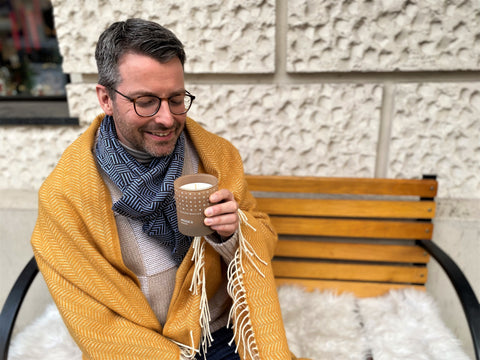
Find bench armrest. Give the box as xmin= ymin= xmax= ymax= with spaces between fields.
xmin=0 ymin=256 xmax=39 ymax=360
xmin=418 ymin=239 xmax=480 ymax=360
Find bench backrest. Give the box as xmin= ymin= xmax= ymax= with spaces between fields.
xmin=246 ymin=175 xmax=438 ymax=297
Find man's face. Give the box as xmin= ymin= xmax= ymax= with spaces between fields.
xmin=106 ymin=53 xmax=187 ymax=157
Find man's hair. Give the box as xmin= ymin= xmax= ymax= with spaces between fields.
xmin=95 ymin=18 xmax=186 ymax=92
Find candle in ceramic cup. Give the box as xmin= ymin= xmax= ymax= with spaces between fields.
xmin=180 ymin=182 xmax=213 ymax=191
xmin=174 ymin=174 xmax=218 ymax=236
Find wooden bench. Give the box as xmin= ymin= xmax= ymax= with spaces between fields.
xmin=1 ymin=175 xmax=479 ymax=360
xmin=246 ymin=174 xmax=437 ymax=297
xmin=245 ymin=174 xmax=479 ymax=359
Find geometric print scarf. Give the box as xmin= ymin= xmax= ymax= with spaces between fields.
xmin=95 ymin=115 xmax=192 ymax=265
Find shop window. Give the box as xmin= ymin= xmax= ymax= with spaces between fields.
xmin=0 ymin=0 xmax=76 ymax=125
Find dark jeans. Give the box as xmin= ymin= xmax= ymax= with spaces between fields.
xmin=195 ymin=326 xmax=241 ymax=360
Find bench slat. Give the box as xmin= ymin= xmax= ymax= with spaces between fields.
xmin=255 ymin=198 xmax=435 ymax=219
xmin=275 ymin=278 xmax=425 ymax=297
xmin=272 ymin=260 xmax=428 ymax=284
xmin=246 ymin=175 xmax=438 ymax=197
xmin=270 ymin=217 xmax=433 ymax=240
xmin=275 ymin=240 xmax=430 ymax=263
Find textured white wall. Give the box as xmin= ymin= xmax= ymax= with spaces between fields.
xmin=189 ymin=83 xmax=382 ymax=177
xmin=1 ymin=0 xmax=479 ymax=357
xmin=390 ymin=83 xmax=480 ymax=198
xmin=287 ymin=0 xmax=480 ymax=71
xmin=51 ymin=0 xmax=276 ymax=74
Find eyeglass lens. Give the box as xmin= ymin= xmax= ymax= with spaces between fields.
xmin=134 ymin=93 xmax=192 ymax=116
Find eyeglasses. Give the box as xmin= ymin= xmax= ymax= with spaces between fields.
xmin=112 ymin=88 xmax=195 ymax=117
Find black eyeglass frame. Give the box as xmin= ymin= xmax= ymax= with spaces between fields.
xmin=111 ymin=88 xmax=195 ymax=117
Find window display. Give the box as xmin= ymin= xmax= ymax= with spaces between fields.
xmin=0 ymin=0 xmax=67 ymax=97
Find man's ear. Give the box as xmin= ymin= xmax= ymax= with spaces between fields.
xmin=96 ymin=85 xmax=114 ymax=115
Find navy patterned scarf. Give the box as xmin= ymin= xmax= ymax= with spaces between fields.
xmin=95 ymin=115 xmax=192 ymax=265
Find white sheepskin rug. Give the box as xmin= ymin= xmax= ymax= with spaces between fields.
xmin=8 ymin=304 xmax=81 ymax=360
xmin=278 ymin=286 xmax=368 ymax=359
xmin=8 ymin=287 xmax=469 ymax=360
xmin=359 ymin=289 xmax=470 ymax=360
xmin=278 ymin=286 xmax=470 ymax=360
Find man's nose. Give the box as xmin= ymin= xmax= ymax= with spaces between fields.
xmin=152 ymin=100 xmax=174 ymax=127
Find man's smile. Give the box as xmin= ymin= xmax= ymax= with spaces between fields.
xmin=145 ymin=129 xmax=175 ymax=140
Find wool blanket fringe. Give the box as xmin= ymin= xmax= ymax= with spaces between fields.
xmin=183 ymin=209 xmax=267 ymax=360
xmin=171 ymin=331 xmax=198 ymax=359
xmin=226 ymin=209 xmax=266 ymax=360
xmin=188 ymin=236 xmax=212 ymax=358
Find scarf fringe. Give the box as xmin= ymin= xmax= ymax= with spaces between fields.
xmin=188 ymin=210 xmax=267 ymax=360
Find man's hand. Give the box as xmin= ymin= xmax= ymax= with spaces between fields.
xmin=204 ymin=189 xmax=239 ymax=238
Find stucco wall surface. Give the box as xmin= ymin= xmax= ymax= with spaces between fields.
xmin=390 ymin=82 xmax=480 ymax=198
xmin=50 ymin=0 xmax=276 ymax=74
xmin=188 ymin=83 xmax=381 ymax=177
xmin=288 ymin=0 xmax=480 ymax=71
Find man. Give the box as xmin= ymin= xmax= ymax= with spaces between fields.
xmin=31 ymin=18 xmax=294 ymax=359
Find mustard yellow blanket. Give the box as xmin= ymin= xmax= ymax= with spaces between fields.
xmin=31 ymin=115 xmax=292 ymax=359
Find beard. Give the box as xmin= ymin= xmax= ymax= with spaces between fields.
xmin=140 ymin=122 xmax=184 ymax=157
xmin=112 ymin=108 xmax=186 ymax=158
